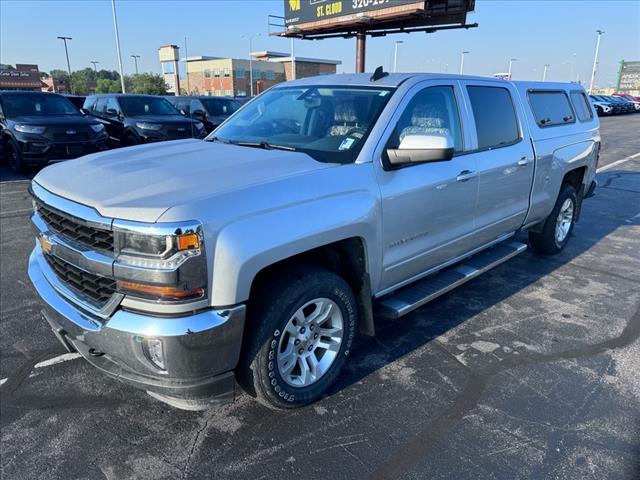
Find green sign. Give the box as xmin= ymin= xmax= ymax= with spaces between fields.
xmin=617 ymin=61 xmax=640 ymax=92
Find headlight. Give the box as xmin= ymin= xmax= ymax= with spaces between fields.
xmin=90 ymin=123 xmax=105 ymax=133
xmin=135 ymin=122 xmax=162 ymax=130
xmin=113 ymin=222 xmax=206 ymax=302
xmin=14 ymin=124 xmax=46 ymax=134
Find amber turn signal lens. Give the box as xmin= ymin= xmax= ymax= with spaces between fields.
xmin=177 ymin=233 xmax=199 ymax=251
xmin=117 ymin=281 xmax=205 ymax=300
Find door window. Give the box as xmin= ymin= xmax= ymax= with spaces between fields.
xmin=389 ymin=85 xmax=463 ymax=152
xmin=528 ymin=90 xmax=575 ymax=127
xmin=467 ymin=86 xmax=520 ymax=149
xmin=94 ymin=97 xmax=108 ymax=114
xmin=105 ymin=97 xmax=120 ymax=116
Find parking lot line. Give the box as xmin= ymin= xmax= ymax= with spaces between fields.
xmin=33 ymin=353 xmax=81 ymax=369
xmin=597 ymin=151 xmax=640 ymax=173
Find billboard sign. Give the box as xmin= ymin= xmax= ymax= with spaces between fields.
xmin=285 ymin=0 xmax=422 ymax=26
xmin=617 ymin=61 xmax=640 ymax=92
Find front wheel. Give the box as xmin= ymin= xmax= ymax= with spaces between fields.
xmin=238 ymin=266 xmax=357 ymax=409
xmin=529 ymin=183 xmax=577 ymax=254
xmin=6 ymin=140 xmax=27 ymax=174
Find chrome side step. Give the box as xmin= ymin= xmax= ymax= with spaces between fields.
xmin=376 ymin=241 xmax=527 ymax=319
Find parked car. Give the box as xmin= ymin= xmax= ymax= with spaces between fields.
xmin=610 ymin=95 xmax=640 ymax=112
xmin=63 ymin=95 xmax=87 ymax=110
xmin=0 ymin=91 xmax=109 ymax=173
xmin=166 ymin=95 xmax=243 ymax=134
xmin=612 ymin=93 xmax=640 ymax=102
xmin=28 ymin=73 xmax=599 ymax=411
xmin=603 ymin=95 xmax=635 ymax=113
xmin=591 ymin=95 xmax=623 ymax=114
xmin=589 ymin=97 xmax=613 ymax=116
xmin=82 ymin=94 xmax=206 ymax=146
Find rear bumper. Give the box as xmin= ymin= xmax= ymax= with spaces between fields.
xmin=28 ymin=248 xmax=245 ymax=406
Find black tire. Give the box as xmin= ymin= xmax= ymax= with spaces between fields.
xmin=124 ymin=134 xmax=139 ymax=146
xmin=6 ymin=140 xmax=27 ymax=174
xmin=529 ymin=183 xmax=578 ymax=254
xmin=238 ymin=266 xmax=357 ymax=409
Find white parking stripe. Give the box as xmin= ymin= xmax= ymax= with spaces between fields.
xmin=0 ymin=378 xmax=7 ymax=386
xmin=597 ymin=152 xmax=640 ymax=173
xmin=33 ymin=352 xmax=81 ymax=369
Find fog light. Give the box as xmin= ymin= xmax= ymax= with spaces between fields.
xmin=142 ymin=338 xmax=166 ymax=371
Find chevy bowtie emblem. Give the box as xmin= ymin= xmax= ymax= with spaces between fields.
xmin=66 ymin=129 xmax=77 ymax=135
xmin=39 ymin=235 xmax=53 ymax=255
xmin=177 ymin=127 xmax=186 ymax=132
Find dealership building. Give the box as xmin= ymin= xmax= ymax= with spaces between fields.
xmin=159 ymin=45 xmax=340 ymax=96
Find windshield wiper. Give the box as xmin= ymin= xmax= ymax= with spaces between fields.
xmin=208 ymin=136 xmax=232 ymax=144
xmin=234 ymin=141 xmax=296 ymax=152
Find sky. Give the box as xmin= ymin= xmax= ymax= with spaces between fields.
xmin=1 ymin=0 xmax=638 ymax=87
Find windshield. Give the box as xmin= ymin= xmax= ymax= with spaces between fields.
xmin=119 ymin=97 xmax=179 ymax=116
xmin=2 ymin=94 xmax=79 ymax=117
xmin=201 ymin=98 xmax=242 ymax=116
xmin=208 ymin=86 xmax=393 ymax=163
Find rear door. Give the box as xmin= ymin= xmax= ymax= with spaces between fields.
xmin=460 ymin=81 xmax=535 ymax=245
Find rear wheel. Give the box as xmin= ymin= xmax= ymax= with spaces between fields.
xmin=529 ymin=183 xmax=577 ymax=254
xmin=238 ymin=266 xmax=357 ymax=409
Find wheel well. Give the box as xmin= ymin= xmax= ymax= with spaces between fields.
xmin=249 ymin=238 xmax=375 ymax=336
xmin=562 ymin=166 xmax=586 ymax=192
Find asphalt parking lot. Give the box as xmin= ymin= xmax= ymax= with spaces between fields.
xmin=1 ymin=114 xmax=639 ymax=480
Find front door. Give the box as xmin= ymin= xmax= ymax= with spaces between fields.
xmin=376 ymin=82 xmax=479 ymax=292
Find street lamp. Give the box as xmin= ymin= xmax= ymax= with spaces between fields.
xmin=241 ymin=33 xmax=262 ymax=97
xmin=90 ymin=61 xmax=99 ymax=73
xmin=588 ymin=30 xmax=605 ymax=94
xmin=57 ymin=36 xmax=73 ymax=93
xmin=393 ymin=40 xmax=404 ymax=73
xmin=111 ymin=0 xmax=126 ymax=93
xmin=459 ymin=50 xmax=469 ymax=75
xmin=131 ymin=55 xmax=140 ymax=75
xmin=508 ymin=58 xmax=517 ymax=80
xmin=542 ymin=64 xmax=550 ymax=82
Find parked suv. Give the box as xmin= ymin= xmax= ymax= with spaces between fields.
xmin=82 ymin=94 xmax=206 ymax=146
xmin=28 ymin=73 xmax=599 ymax=411
xmin=589 ymin=97 xmax=613 ymax=116
xmin=1 ymin=91 xmax=109 ymax=173
xmin=166 ymin=96 xmax=243 ymax=134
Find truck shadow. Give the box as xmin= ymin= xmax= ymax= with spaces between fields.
xmin=329 ymin=169 xmax=640 ymax=397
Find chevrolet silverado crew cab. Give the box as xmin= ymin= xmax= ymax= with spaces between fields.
xmin=28 ymin=72 xmax=599 ymax=410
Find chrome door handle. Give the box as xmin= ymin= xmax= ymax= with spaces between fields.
xmin=456 ymin=170 xmax=476 ymax=182
xmin=517 ymin=157 xmax=531 ymax=167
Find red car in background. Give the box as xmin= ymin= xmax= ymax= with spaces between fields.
xmin=613 ymin=93 xmax=640 ymax=102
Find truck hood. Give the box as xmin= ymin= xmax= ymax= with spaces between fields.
xmin=34 ymin=139 xmax=335 ymax=222
xmin=10 ymin=114 xmax=99 ymax=127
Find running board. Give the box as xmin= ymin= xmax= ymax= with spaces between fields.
xmin=376 ymin=241 xmax=528 ymax=319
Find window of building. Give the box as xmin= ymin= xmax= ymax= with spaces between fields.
xmin=570 ymin=91 xmax=593 ymax=122
xmin=236 ymin=90 xmax=247 ymax=97
xmin=235 ymin=69 xmax=245 ymax=78
xmin=467 ymin=86 xmax=520 ymax=150
xmin=266 ymin=70 xmax=275 ymax=80
xmin=204 ymin=69 xmax=211 ymax=78
xmin=224 ymin=89 xmax=233 ymax=96
xmin=214 ymin=69 xmax=221 ymax=77
xmin=252 ymin=69 xmax=260 ymax=80
xmin=223 ymin=68 xmax=230 ymax=77
xmin=214 ymin=89 xmax=223 ymax=96
xmin=528 ymin=90 xmax=575 ymax=127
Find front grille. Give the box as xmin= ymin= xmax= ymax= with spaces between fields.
xmin=164 ymin=126 xmax=192 ymax=139
xmin=47 ymin=127 xmax=92 ymax=141
xmin=44 ymin=254 xmax=116 ymax=305
xmin=37 ymin=203 xmax=114 ymax=252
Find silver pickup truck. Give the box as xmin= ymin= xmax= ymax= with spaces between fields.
xmin=28 ymin=72 xmax=599 ymax=410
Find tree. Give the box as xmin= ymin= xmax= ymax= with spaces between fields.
xmin=125 ymin=73 xmax=168 ymax=95
xmin=95 ymin=78 xmax=122 ymax=93
xmin=49 ymin=69 xmax=70 ymax=90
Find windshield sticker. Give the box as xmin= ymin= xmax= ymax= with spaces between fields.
xmin=339 ymin=137 xmax=356 ymax=151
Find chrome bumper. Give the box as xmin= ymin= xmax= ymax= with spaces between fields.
xmin=28 ymin=247 xmax=246 ymax=402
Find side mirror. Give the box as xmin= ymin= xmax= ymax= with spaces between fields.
xmin=106 ymin=108 xmax=118 ymax=117
xmin=79 ymin=108 xmax=89 ymax=115
xmin=386 ymin=134 xmax=455 ymax=167
xmin=192 ymin=109 xmax=206 ymax=120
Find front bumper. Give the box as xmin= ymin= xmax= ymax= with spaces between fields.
xmin=28 ymin=247 xmax=245 ymax=405
xmin=18 ymin=137 xmax=109 ymax=163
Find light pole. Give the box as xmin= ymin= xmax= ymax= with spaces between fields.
xmin=57 ymin=36 xmax=73 ymax=93
xmin=290 ymin=37 xmax=296 ymax=80
xmin=588 ymin=30 xmax=604 ymax=94
xmin=459 ymin=50 xmax=469 ymax=75
xmin=507 ymin=58 xmax=517 ymax=80
xmin=542 ymin=64 xmax=550 ymax=81
xmin=242 ymin=33 xmax=262 ymax=96
xmin=131 ymin=55 xmax=140 ymax=75
xmin=184 ymin=36 xmax=190 ymax=95
xmin=111 ymin=0 xmax=126 ymax=93
xmin=90 ymin=61 xmax=99 ymax=73
xmin=393 ymin=40 xmax=404 ymax=73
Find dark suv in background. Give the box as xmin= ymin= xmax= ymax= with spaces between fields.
xmin=166 ymin=96 xmax=243 ymax=134
xmin=1 ymin=91 xmax=109 ymax=173
xmin=82 ymin=94 xmax=206 ymax=146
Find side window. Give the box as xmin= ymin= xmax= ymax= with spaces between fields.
xmin=570 ymin=91 xmax=593 ymax=122
xmin=528 ymin=90 xmax=575 ymax=127
xmin=94 ymin=97 xmax=108 ymax=114
xmin=105 ymin=97 xmax=120 ymax=116
xmin=82 ymin=97 xmax=95 ymax=111
xmin=389 ymin=85 xmax=463 ymax=152
xmin=467 ymin=86 xmax=520 ymax=150
xmin=190 ymin=100 xmax=204 ymax=114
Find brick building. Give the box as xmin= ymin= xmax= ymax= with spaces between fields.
xmin=0 ymin=64 xmax=47 ymax=91
xmin=183 ymin=51 xmax=340 ymax=97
